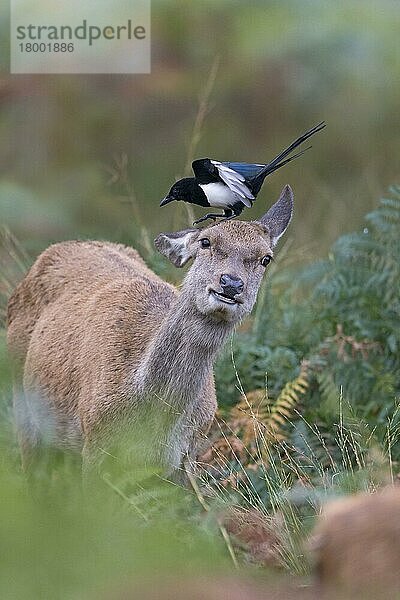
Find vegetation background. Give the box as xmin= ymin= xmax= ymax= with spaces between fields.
xmin=0 ymin=1 xmax=399 ymax=598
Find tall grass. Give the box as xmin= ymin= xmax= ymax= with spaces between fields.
xmin=0 ymin=227 xmax=29 ymax=326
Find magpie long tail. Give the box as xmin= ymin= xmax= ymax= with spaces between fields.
xmin=251 ymin=121 xmax=326 ymax=194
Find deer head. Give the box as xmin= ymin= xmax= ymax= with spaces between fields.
xmin=155 ymin=185 xmax=293 ymax=323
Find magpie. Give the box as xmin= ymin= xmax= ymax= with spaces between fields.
xmin=160 ymin=121 xmax=325 ymax=224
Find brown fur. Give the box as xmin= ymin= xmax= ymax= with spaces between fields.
xmin=7 ymin=187 xmax=293 ymax=478
xmin=311 ymin=486 xmax=400 ymax=597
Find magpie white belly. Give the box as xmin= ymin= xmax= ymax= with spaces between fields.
xmin=199 ymin=182 xmax=240 ymax=208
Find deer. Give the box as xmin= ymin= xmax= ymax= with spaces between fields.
xmin=6 ymin=185 xmax=293 ymax=481
xmin=311 ymin=485 xmax=400 ymax=597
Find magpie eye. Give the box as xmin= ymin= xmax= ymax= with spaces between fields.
xmin=200 ymin=238 xmax=211 ymax=249
xmin=260 ymin=255 xmax=272 ymax=267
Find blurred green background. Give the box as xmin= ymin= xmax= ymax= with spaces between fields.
xmin=0 ymin=0 xmax=399 ymax=258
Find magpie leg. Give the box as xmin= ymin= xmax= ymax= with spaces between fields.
xmin=193 ymin=208 xmax=242 ymax=226
xmin=218 ymin=208 xmax=239 ymax=223
xmin=218 ymin=207 xmax=245 ymax=223
xmin=192 ymin=212 xmax=226 ymax=226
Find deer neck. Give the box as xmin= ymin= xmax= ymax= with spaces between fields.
xmin=134 ymin=291 xmax=233 ymax=405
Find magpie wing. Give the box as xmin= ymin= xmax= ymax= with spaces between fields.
xmin=221 ymin=161 xmax=266 ymax=181
xmin=192 ymin=159 xmax=255 ymax=207
xmin=211 ymin=161 xmax=254 ymax=207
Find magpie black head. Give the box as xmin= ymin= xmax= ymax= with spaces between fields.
xmin=160 ymin=177 xmax=208 ymax=207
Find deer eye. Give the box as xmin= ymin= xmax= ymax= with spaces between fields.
xmin=260 ymin=255 xmax=272 ymax=267
xmin=200 ymin=238 xmax=211 ymax=249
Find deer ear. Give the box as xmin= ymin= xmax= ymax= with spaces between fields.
xmin=154 ymin=228 xmax=200 ymax=268
xmin=259 ymin=184 xmax=294 ymax=247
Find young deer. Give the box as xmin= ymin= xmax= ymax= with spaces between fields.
xmin=7 ymin=185 xmax=293 ymax=479
xmin=311 ymin=486 xmax=400 ymax=596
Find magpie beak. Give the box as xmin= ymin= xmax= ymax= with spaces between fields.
xmin=160 ymin=195 xmax=174 ymax=207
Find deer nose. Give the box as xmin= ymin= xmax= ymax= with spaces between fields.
xmin=220 ymin=274 xmax=244 ymax=298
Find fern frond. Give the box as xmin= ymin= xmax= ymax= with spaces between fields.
xmin=263 ymin=365 xmax=309 ymax=444
xmin=219 ymin=365 xmax=310 ymax=469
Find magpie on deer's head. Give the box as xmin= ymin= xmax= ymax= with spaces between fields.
xmin=160 ymin=121 xmax=325 ymax=225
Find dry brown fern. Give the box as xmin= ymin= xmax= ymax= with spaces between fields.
xmin=230 ymin=362 xmax=309 ymax=450
xmin=200 ymin=363 xmax=310 ymax=477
